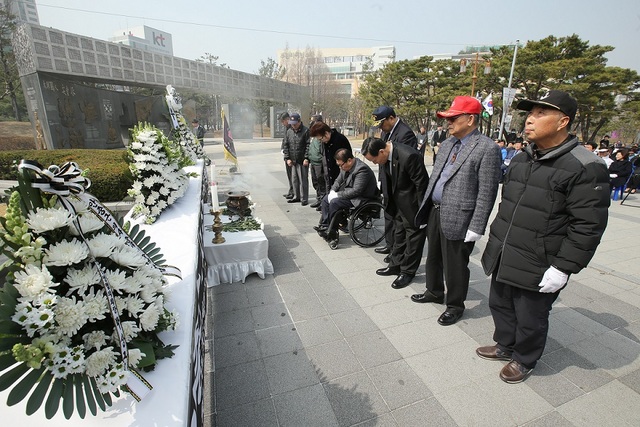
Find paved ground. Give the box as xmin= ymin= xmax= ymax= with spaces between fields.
xmin=202 ymin=137 xmax=640 ymax=427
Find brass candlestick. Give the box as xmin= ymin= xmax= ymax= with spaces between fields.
xmin=211 ymin=210 xmax=226 ymax=244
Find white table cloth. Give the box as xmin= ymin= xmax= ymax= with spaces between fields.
xmin=203 ymin=212 xmax=274 ymax=286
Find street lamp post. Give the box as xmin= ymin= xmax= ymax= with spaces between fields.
xmin=460 ymin=52 xmax=491 ymax=97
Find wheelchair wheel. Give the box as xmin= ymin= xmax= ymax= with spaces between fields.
xmin=349 ymin=201 xmax=385 ymax=247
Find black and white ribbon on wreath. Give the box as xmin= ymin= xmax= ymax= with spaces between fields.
xmin=18 ymin=160 xmax=178 ymax=401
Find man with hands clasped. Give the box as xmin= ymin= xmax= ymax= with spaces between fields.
xmin=479 ymin=90 xmax=610 ymax=383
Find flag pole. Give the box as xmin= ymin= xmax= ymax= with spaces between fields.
xmin=499 ymin=40 xmax=519 ymax=140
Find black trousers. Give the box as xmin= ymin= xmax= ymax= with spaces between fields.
xmin=320 ymin=196 xmax=353 ymax=232
xmin=389 ymin=210 xmax=426 ymax=276
xmin=284 ymin=160 xmax=293 ymax=196
xmin=489 ymin=273 xmax=559 ymax=369
xmin=424 ymin=205 xmax=474 ymax=313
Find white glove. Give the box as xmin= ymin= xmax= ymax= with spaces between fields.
xmin=538 ymin=266 xmax=568 ymax=293
xmin=609 ymin=174 xmax=618 ymax=178
xmin=328 ymin=190 xmax=338 ymax=202
xmin=464 ymin=229 xmax=482 ymax=242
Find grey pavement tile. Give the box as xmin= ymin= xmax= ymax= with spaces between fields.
xmin=547 ymin=317 xmax=591 ymax=348
xmin=323 ymin=370 xmax=389 ymax=426
xmin=213 ymin=307 xmax=255 ymax=338
xmin=620 ymin=367 xmax=640 ymax=394
xmin=209 ymin=282 xmax=241 ymax=295
xmin=274 ymin=271 xmax=307 ymax=287
xmin=346 ymin=330 xmax=402 ymax=369
xmin=363 ymin=298 xmax=440 ymax=330
xmin=329 ymin=257 xmax=374 ymax=275
xmin=542 ymin=336 xmax=564 ymax=356
xmin=306 ymin=274 xmax=344 ymax=294
xmin=215 ymin=398 xmax=278 ymax=427
xmin=317 ymin=289 xmax=361 ymax=315
xmin=242 ymin=271 xmax=276 ymax=287
xmin=331 ymin=308 xmax=380 ymax=338
xmin=557 ymin=380 xmax=640 ymax=426
xmin=367 ymin=360 xmax=433 ymax=410
xmin=210 ymin=288 xmax=250 ymax=314
xmin=405 ymin=338 xmax=501 ymax=396
xmin=351 ymin=413 xmax=398 ymax=427
xmin=525 ymin=361 xmax=585 ymax=407
xmin=263 ymin=349 xmax=319 ymax=395
xmin=392 ymin=398 xmax=457 ymax=427
xmin=273 ymin=383 xmax=339 ymax=427
xmin=214 ymin=359 xmax=271 ymax=410
xmin=295 ymin=315 xmax=343 ymax=348
xmin=616 ymin=319 xmax=640 ymax=344
xmin=568 ymin=335 xmax=637 ymax=377
xmin=287 ymin=295 xmax=329 ymax=322
xmin=277 ymin=279 xmax=317 ymax=300
xmin=595 ymin=331 xmax=640 ymax=372
xmin=572 ymin=298 xmax=639 ymax=330
xmin=214 ymin=330 xmax=261 ymax=369
xmin=550 ymin=307 xmax=612 ymax=337
xmin=541 ymin=347 xmax=615 ymax=392
xmin=521 ymin=411 xmax=573 ymax=427
xmin=246 ymin=284 xmax=282 ymax=307
xmin=251 ymin=302 xmax=292 ymax=330
xmin=306 ymin=339 xmax=363 ymax=382
xmin=384 ymin=318 xmax=469 ymax=359
xmin=255 ymin=323 xmax=303 ymax=357
xmin=435 ymin=380 xmax=517 ymax=426
xmin=347 ymin=283 xmax=407 ymax=308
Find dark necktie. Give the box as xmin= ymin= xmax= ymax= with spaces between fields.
xmin=450 ymin=140 xmax=461 ymax=164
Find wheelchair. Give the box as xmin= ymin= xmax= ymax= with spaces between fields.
xmin=325 ymin=198 xmax=386 ymax=250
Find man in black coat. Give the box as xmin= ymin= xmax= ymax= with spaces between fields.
xmin=362 ymin=137 xmax=429 ymax=289
xmin=431 ymin=125 xmax=447 ymax=165
xmin=371 ymin=106 xmax=418 ymax=257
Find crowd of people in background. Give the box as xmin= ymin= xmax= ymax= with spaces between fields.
xmin=278 ymin=90 xmax=612 ymax=384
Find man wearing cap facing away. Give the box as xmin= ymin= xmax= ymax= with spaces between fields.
xmin=413 ymin=96 xmax=501 ymax=327
xmin=478 ymin=90 xmax=609 ymax=383
xmin=371 ymin=106 xmax=418 ymax=258
xmin=283 ymin=113 xmax=311 ymax=205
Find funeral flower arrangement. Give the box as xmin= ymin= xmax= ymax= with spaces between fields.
xmin=127 ymin=123 xmax=190 ymax=224
xmin=165 ymin=85 xmax=207 ymax=162
xmin=0 ymin=161 xmax=179 ymax=419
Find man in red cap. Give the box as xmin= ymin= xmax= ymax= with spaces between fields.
xmin=412 ymin=96 xmax=502 ymax=326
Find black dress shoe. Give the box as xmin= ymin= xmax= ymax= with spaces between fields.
xmin=376 ymin=266 xmax=401 ymax=276
xmin=316 ymin=206 xmax=322 ymax=211
xmin=313 ymin=225 xmax=328 ymax=232
xmin=410 ymin=292 xmax=444 ymax=304
xmin=374 ymin=246 xmax=391 ymax=254
xmin=287 ymin=198 xmax=300 ymax=203
xmin=391 ymin=274 xmax=414 ymax=289
xmin=383 ymin=255 xmax=391 ymax=263
xmin=310 ymin=201 xmax=321 ymax=208
xmin=283 ymin=193 xmax=293 ymax=199
xmin=437 ymin=310 xmax=463 ymax=326
xmin=301 ymin=201 xmax=308 ymax=206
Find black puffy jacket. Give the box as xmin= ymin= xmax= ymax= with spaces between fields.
xmin=481 ymin=137 xmax=610 ymax=291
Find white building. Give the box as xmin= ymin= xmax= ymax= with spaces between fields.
xmin=3 ymin=0 xmax=39 ymax=24
xmin=108 ymin=25 xmax=174 ymax=56
xmin=278 ymin=46 xmax=395 ymax=98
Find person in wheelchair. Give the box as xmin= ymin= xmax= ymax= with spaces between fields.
xmin=313 ymin=148 xmax=379 ymax=248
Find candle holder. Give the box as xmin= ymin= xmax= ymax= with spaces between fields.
xmin=211 ymin=210 xmax=226 ymax=244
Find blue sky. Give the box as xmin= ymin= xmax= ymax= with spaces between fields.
xmin=37 ymin=0 xmax=640 ymax=74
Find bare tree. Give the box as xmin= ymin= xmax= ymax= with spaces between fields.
xmin=0 ymin=0 xmax=22 ymax=120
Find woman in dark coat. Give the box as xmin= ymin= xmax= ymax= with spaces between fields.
xmin=609 ymin=148 xmax=632 ymax=189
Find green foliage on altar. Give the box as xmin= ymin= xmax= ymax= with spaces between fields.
xmin=0 ymin=150 xmax=133 ymax=202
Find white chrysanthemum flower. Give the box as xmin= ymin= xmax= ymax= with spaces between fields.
xmin=54 ymin=296 xmax=88 ymax=336
xmin=13 ymin=264 xmax=58 ymax=299
xmin=115 ymin=296 xmax=126 ymax=315
xmin=85 ymin=347 xmax=117 ymax=377
xmin=104 ymin=269 xmax=128 ymax=292
xmin=120 ymin=320 xmax=141 ymax=341
xmin=96 ymin=363 xmax=128 ymax=394
xmin=125 ymin=296 xmax=145 ymax=318
xmin=26 ymin=207 xmax=74 ymax=234
xmin=83 ymin=330 xmax=108 ymax=350
xmin=139 ymin=284 xmax=158 ymax=304
xmin=26 ymin=304 xmax=55 ymax=334
xmin=158 ymin=186 xmax=169 ymax=196
xmin=65 ymin=264 xmax=100 ymax=292
xmin=122 ymin=274 xmax=143 ymax=294
xmin=110 ymin=246 xmax=148 ymax=269
xmin=87 ymin=232 xmax=120 ymax=258
xmin=130 ymin=141 xmax=143 ymax=150
xmin=128 ymin=348 xmax=145 ymax=367
xmin=43 ymin=239 xmax=89 ymax=267
xmin=83 ymin=289 xmax=108 ymax=322
xmin=132 ymin=181 xmax=143 ymax=192
xmin=139 ymin=304 xmax=160 ymax=331
xmin=69 ymin=213 xmax=105 ymax=236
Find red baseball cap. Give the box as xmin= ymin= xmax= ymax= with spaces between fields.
xmin=437 ymin=96 xmax=482 ymax=118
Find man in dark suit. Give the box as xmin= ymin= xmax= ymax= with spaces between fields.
xmin=413 ymin=96 xmax=502 ymax=326
xmin=314 ymin=148 xmax=379 ymax=249
xmin=371 ymin=106 xmax=418 ymax=257
xmin=362 ymin=137 xmax=429 ymax=289
xmin=431 ymin=125 xmax=447 ymax=165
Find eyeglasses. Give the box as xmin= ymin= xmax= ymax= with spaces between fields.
xmin=446 ymin=114 xmax=469 ymax=122
xmin=336 ymin=159 xmax=351 ymax=169
xmin=373 ymin=117 xmax=388 ymax=127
